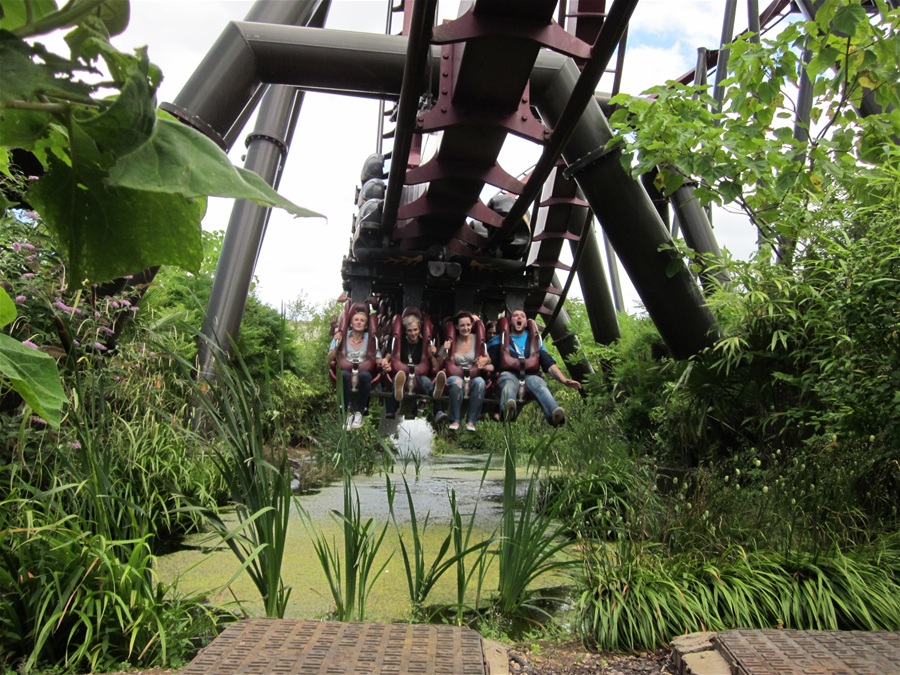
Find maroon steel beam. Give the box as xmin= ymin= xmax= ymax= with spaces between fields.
xmin=490 ymin=0 xmax=639 ymax=244
xmin=380 ymin=0 xmax=439 ymax=232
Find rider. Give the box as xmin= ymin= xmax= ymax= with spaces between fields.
xmin=488 ymin=309 xmax=581 ymax=426
xmin=328 ymin=305 xmax=381 ymax=430
xmin=380 ymin=312 xmax=446 ymax=420
xmin=438 ymin=311 xmax=492 ymax=432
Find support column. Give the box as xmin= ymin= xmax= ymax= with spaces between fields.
xmin=534 ymin=60 xmax=719 ymax=358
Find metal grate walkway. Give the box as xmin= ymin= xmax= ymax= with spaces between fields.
xmin=715 ymin=629 xmax=900 ymax=675
xmin=182 ymin=618 xmax=489 ymax=674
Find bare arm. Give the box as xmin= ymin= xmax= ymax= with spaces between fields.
xmin=547 ymin=364 xmax=581 ymax=390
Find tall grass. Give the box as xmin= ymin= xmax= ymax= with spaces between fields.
xmin=301 ymin=469 xmax=392 ymax=621
xmin=577 ymin=538 xmax=900 ymax=651
xmin=387 ymin=475 xmax=493 ymax=620
xmin=170 ymin=338 xmax=295 ymax=619
xmin=300 ymin=388 xmax=394 ymax=621
xmin=0 ymin=486 xmax=219 ymax=673
xmin=496 ymin=427 xmax=576 ymax=617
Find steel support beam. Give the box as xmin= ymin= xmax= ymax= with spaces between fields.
xmin=533 ymin=59 xmax=719 ymax=358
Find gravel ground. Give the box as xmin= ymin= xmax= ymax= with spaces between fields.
xmin=508 ymin=640 xmax=675 ymax=675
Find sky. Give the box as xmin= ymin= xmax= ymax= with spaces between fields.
xmin=92 ymin=0 xmax=772 ymax=314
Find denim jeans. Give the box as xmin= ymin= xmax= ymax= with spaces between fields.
xmin=447 ymin=375 xmax=486 ymax=424
xmin=497 ymin=371 xmax=558 ymax=422
xmin=339 ymin=370 xmax=372 ymax=415
xmin=385 ymin=373 xmax=435 ymax=415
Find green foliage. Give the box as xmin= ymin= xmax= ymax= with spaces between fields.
xmin=301 ymin=448 xmax=392 ymax=621
xmin=496 ymin=426 xmax=576 ymax=618
xmin=653 ymin=196 xmax=900 ymax=464
xmin=1 ymin=2 xmax=318 ymax=287
xmin=608 ymin=0 xmax=900 ymax=241
xmin=577 ymin=538 xmax=900 ymax=652
xmin=169 ymin=337 xmax=295 ymax=619
xmin=0 ymin=485 xmax=224 ymax=673
xmin=388 ymin=475 xmax=493 ymax=621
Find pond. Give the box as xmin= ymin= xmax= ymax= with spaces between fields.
xmin=155 ymin=419 xmax=527 ymax=622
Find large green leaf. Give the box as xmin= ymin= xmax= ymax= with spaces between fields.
xmin=0 ymin=0 xmax=58 ymax=31
xmin=107 ymin=116 xmax=323 ymax=219
xmin=74 ymin=0 xmax=129 ymax=37
xmin=73 ymin=47 xmax=157 ymax=165
xmin=0 ymin=287 xmax=15 ymax=328
xmin=27 ymin=152 xmax=206 ymax=283
xmin=0 ymin=332 xmax=66 ymax=427
xmin=0 ymin=31 xmax=95 ymax=104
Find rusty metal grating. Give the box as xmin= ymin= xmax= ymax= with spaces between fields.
xmin=182 ymin=618 xmax=488 ymax=674
xmin=714 ymin=629 xmax=900 ymax=675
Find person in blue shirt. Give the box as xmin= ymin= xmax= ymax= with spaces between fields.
xmin=488 ymin=309 xmax=581 ymax=426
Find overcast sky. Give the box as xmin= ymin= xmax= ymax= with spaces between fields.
xmin=102 ymin=0 xmax=769 ymax=314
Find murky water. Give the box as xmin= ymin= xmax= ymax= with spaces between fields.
xmin=155 ymin=419 xmax=515 ymax=621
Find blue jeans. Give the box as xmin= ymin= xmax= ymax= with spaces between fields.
xmin=339 ymin=370 xmax=372 ymax=415
xmin=448 ymin=375 xmax=486 ymax=425
xmin=497 ymin=371 xmax=559 ymax=422
xmin=385 ymin=374 xmax=435 ymax=415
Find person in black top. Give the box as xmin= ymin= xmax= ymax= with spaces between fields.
xmin=381 ymin=313 xmax=446 ymax=419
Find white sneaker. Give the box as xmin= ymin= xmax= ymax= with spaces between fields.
xmin=393 ymin=370 xmax=406 ymax=401
xmin=433 ymin=371 xmax=446 ymax=400
xmin=551 ymin=406 xmax=566 ymax=427
xmin=345 ymin=414 xmax=355 ymax=431
xmin=504 ymin=398 xmax=517 ymax=421
xmin=351 ymin=412 xmax=364 ymax=429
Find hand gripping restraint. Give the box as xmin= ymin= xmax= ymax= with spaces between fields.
xmin=388 ymin=307 xmax=434 ymax=395
xmin=443 ymin=318 xmax=486 ymax=398
xmin=333 ymin=301 xmax=380 ymax=392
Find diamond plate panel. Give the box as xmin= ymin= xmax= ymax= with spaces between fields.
xmin=714 ymin=629 xmax=900 ymax=675
xmin=183 ymin=619 xmax=487 ymax=675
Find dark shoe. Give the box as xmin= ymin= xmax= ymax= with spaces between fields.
xmin=433 ymin=371 xmax=446 ymax=400
xmin=551 ymin=406 xmax=566 ymax=427
xmin=434 ymin=411 xmax=449 ymax=425
xmin=393 ymin=370 xmax=406 ymax=401
xmin=504 ymin=399 xmax=517 ymax=421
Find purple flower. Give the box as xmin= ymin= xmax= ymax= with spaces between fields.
xmin=31 ymin=416 xmax=47 ymax=425
xmin=110 ymin=301 xmax=120 ymax=309
xmin=67 ymin=441 xmax=82 ymax=450
xmin=22 ymin=273 xmax=35 ymax=279
xmin=14 ymin=295 xmax=25 ymax=303
xmin=123 ymin=275 xmax=133 ymax=280
xmin=12 ymin=243 xmax=21 ymax=252
xmin=54 ymin=299 xmax=82 ymax=314
xmin=119 ymin=298 xmax=131 ymax=307
xmin=20 ymin=243 xmax=35 ymax=251
xmin=129 ymin=306 xmax=139 ymax=312
xmin=98 ymin=326 xmax=114 ymax=335
xmin=92 ymin=342 xmax=108 ymax=351
xmin=22 ymin=340 xmax=38 ymax=349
